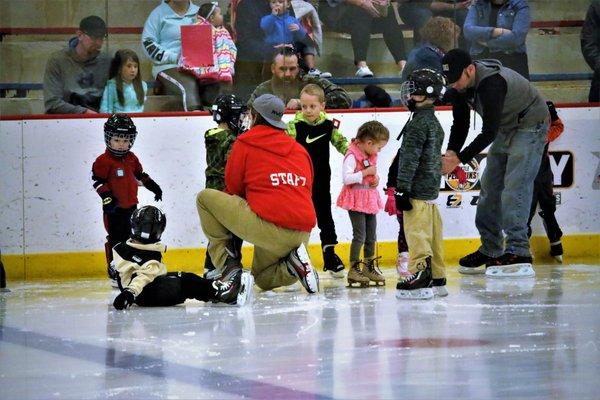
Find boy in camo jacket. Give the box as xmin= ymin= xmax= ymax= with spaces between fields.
xmin=394 ymin=69 xmax=448 ymax=300
xmin=203 ymin=94 xmax=247 ymax=277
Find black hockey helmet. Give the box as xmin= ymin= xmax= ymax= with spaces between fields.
xmin=400 ymin=68 xmax=447 ymax=107
xmin=211 ymin=94 xmax=248 ymax=134
xmin=130 ymin=206 xmax=166 ymax=244
xmin=104 ymin=113 xmax=137 ymax=156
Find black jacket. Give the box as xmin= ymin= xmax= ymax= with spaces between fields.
xmin=581 ymin=0 xmax=600 ymax=73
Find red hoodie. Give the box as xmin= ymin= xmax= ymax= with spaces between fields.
xmin=225 ymin=124 xmax=316 ymax=232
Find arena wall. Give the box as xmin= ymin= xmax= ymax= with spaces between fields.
xmin=1 ymin=106 xmax=599 ymax=279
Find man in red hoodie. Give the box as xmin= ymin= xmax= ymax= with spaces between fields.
xmin=196 ymin=94 xmax=319 ymax=293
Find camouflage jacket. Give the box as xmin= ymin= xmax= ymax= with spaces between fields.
xmin=395 ymin=107 xmax=444 ymax=201
xmin=248 ymin=75 xmax=352 ymax=109
xmin=204 ymin=127 xmax=238 ymax=191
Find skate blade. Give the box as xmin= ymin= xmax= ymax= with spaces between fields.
xmin=295 ymin=244 xmax=320 ymax=294
xmin=327 ymin=269 xmax=345 ymax=279
xmin=458 ymin=266 xmax=485 ymax=275
xmin=433 ymin=286 xmax=448 ymax=297
xmin=236 ymin=272 xmax=254 ymax=307
xmin=369 ymin=280 xmax=386 ymax=286
xmin=485 ymin=263 xmax=535 ymax=278
xmin=347 ymin=280 xmax=369 ymax=288
xmin=395 ymin=288 xmax=434 ymax=300
xmin=553 ymin=255 xmax=563 ymax=263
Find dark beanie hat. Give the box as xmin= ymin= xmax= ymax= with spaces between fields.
xmin=79 ymin=15 xmax=107 ymax=38
xmin=441 ymin=49 xmax=472 ymax=84
xmin=364 ymin=84 xmax=392 ymax=108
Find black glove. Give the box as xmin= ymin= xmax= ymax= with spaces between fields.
xmin=101 ymin=193 xmax=119 ymax=213
xmin=546 ymin=101 xmax=558 ymax=122
xmin=144 ymin=179 xmax=163 ymax=201
xmin=113 ymin=289 xmax=135 ymax=310
xmin=394 ymin=192 xmax=413 ymax=211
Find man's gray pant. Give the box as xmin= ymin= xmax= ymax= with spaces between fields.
xmin=476 ymin=122 xmax=548 ymax=258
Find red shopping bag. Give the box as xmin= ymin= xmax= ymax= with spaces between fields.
xmin=180 ymin=24 xmax=214 ymax=67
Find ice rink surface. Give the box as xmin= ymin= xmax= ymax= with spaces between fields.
xmin=1 ymin=263 xmax=599 ymax=400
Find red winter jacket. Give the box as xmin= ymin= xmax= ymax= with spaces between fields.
xmin=225 ymin=124 xmax=316 ymax=232
xmin=92 ymin=150 xmax=148 ymax=209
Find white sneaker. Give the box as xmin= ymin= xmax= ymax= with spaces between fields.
xmin=355 ymin=65 xmax=374 ymax=78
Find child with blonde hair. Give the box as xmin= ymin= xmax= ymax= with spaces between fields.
xmin=336 ymin=121 xmax=389 ymax=287
xmin=287 ymin=84 xmax=348 ymax=277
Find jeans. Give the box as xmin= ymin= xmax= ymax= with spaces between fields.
xmin=475 ymin=122 xmax=548 ymax=257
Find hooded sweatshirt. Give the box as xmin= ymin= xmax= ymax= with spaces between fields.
xmin=43 ymin=37 xmax=110 ymax=114
xmin=225 ymin=124 xmax=316 ymax=232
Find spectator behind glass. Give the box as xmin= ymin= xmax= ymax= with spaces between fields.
xmin=43 ymin=15 xmax=110 ymax=114
xmin=398 ymin=1 xmax=471 ymax=48
xmin=142 ymin=0 xmax=220 ymax=111
xmin=100 ymin=49 xmax=148 ymax=113
xmin=261 ymin=0 xmax=309 ymax=51
xmin=581 ymin=0 xmax=600 ymax=102
xmin=230 ymin=0 xmax=273 ymax=102
xmin=290 ymin=0 xmax=331 ymax=78
xmin=402 ymin=16 xmax=461 ymax=81
xmin=318 ymin=0 xmax=407 ymax=77
xmin=463 ymin=0 xmax=531 ymax=79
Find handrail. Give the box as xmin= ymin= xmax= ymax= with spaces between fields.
xmin=1 ymin=73 xmax=592 ymax=93
xmin=0 ymin=20 xmax=584 ymax=37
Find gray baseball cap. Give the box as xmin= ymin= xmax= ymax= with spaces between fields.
xmin=251 ymin=94 xmax=287 ymax=130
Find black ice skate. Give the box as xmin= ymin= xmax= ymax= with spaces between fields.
xmin=458 ymin=250 xmax=496 ymax=275
xmin=107 ymin=261 xmax=119 ymax=289
xmin=322 ymin=245 xmax=345 ymax=278
xmin=432 ymin=277 xmax=448 ymax=297
xmin=286 ymin=243 xmax=319 ymax=294
xmin=485 ymin=253 xmax=535 ymax=278
xmin=396 ymin=259 xmax=433 ymax=300
xmin=550 ymin=241 xmax=563 ymax=263
xmin=212 ymin=268 xmax=254 ymax=306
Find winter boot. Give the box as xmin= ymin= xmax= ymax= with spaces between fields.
xmin=362 ymin=256 xmax=385 ymax=286
xmin=347 ymin=261 xmax=370 ymax=288
xmin=322 ymin=245 xmax=345 ymax=278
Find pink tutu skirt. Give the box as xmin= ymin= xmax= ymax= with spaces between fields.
xmin=336 ymin=185 xmax=383 ymax=215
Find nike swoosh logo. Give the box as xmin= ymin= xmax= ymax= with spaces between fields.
xmin=305 ymin=133 xmax=327 ymax=144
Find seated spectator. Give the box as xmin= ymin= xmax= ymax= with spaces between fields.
xmin=43 ymin=15 xmax=110 ymax=114
xmin=100 ymin=49 xmax=148 ymax=113
xmin=318 ymin=0 xmax=407 ymax=77
xmin=290 ymin=0 xmax=331 ymax=77
xmin=179 ymin=3 xmax=237 ymax=88
xmin=463 ymin=0 xmax=531 ymax=79
xmin=230 ymin=0 xmax=273 ymax=102
xmin=142 ymin=0 xmax=219 ymax=111
xmin=261 ymin=0 xmax=309 ymax=51
xmin=398 ymin=1 xmax=470 ymax=47
xmin=401 ymin=16 xmax=460 ymax=81
xmin=249 ymin=47 xmax=352 ymax=109
xmin=581 ymin=0 xmax=600 ymax=102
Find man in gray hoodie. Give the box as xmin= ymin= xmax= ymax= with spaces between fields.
xmin=43 ymin=16 xmax=110 ymax=114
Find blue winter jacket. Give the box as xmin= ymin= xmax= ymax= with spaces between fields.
xmin=463 ymin=0 xmax=530 ymax=56
xmin=260 ymin=12 xmax=308 ymax=47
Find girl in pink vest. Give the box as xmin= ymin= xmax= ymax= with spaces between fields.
xmin=336 ymin=121 xmax=389 ymax=287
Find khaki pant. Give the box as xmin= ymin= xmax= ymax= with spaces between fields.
xmin=404 ymin=199 xmax=445 ymax=279
xmin=196 ymin=189 xmax=310 ymax=290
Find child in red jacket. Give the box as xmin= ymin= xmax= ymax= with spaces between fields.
xmin=92 ymin=114 xmax=162 ymax=282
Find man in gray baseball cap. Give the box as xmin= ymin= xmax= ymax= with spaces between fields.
xmin=250 ymin=93 xmax=287 ymax=129
xmin=196 ymin=94 xmax=320 ymax=295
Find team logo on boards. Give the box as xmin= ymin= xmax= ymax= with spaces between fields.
xmin=443 ymin=158 xmax=480 ymax=192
